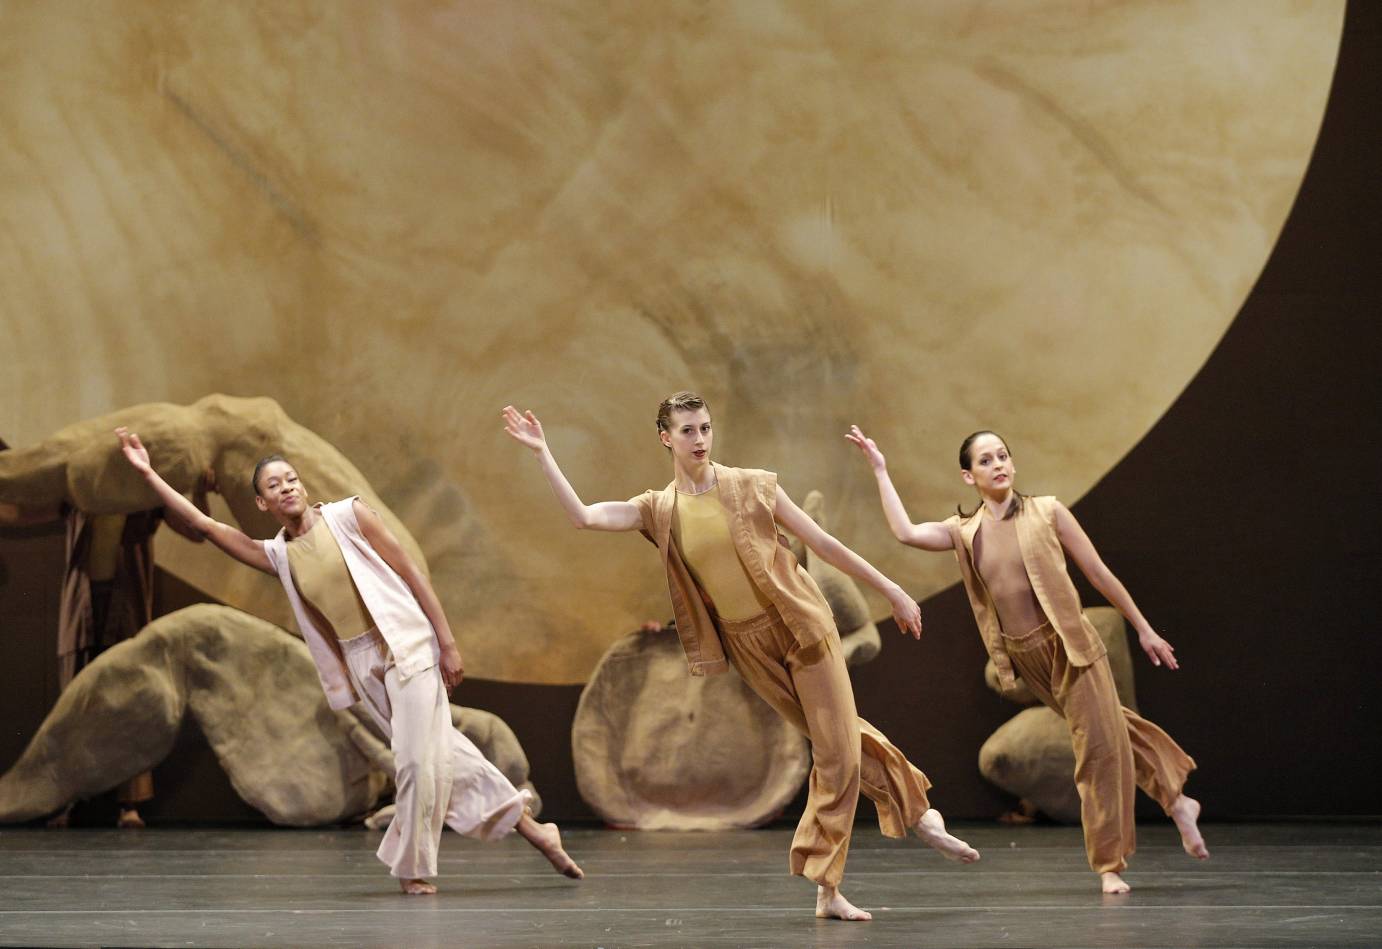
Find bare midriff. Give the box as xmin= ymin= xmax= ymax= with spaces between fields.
xmin=974 ymin=510 xmax=1049 ymax=639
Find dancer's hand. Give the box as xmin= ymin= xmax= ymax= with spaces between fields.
xmin=439 ymin=642 xmax=465 ymax=690
xmin=502 ymin=406 xmax=548 ymax=452
xmin=1138 ymin=629 xmax=1178 ymax=670
xmin=887 ymin=585 xmax=923 ymax=639
xmin=114 ymin=427 xmax=153 ymax=476
xmin=845 ymin=425 xmax=888 ymax=472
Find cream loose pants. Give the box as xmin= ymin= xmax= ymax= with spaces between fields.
xmin=342 ymin=629 xmax=530 ymax=879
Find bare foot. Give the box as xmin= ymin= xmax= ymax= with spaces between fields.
xmin=399 ymin=878 xmax=437 ymax=895
xmin=45 ymin=805 xmax=72 ymax=829
xmin=517 ymin=813 xmax=584 ymax=879
xmin=1101 ymin=871 xmax=1131 ymax=894
xmin=363 ymin=804 xmax=395 ymax=831
xmin=815 ymin=885 xmax=872 ymax=921
xmin=117 ymin=807 xmax=146 ymax=829
xmin=1169 ymin=794 xmax=1209 ymax=860
xmin=915 ymin=808 xmax=981 ymax=864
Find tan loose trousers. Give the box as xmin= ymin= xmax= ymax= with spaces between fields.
xmin=1002 ymin=622 xmax=1196 ymax=874
xmin=718 ymin=607 xmax=933 ymax=887
xmin=341 ymin=629 xmax=530 ymax=880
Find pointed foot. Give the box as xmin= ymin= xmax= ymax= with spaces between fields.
xmin=916 ymin=808 xmax=980 ymax=864
xmin=1170 ymin=795 xmax=1210 ymax=860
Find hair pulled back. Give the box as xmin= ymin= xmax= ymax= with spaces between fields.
xmin=956 ymin=430 xmax=1023 ymax=520
xmin=656 ymin=391 xmax=710 ymax=433
xmin=251 ymin=454 xmax=289 ymax=496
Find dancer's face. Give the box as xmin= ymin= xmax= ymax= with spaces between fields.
xmin=659 ymin=408 xmax=713 ymax=468
xmin=254 ymin=461 xmax=309 ymax=519
xmin=961 ymin=433 xmax=1015 ymax=496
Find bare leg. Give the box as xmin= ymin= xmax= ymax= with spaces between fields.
xmin=915 ymin=808 xmax=980 ymax=864
xmin=1101 ymin=871 xmax=1131 ymax=895
xmin=45 ymin=805 xmax=73 ymax=829
xmin=815 ymin=884 xmax=872 ymax=921
xmin=516 ymin=810 xmax=584 ymax=879
xmin=1169 ymin=794 xmax=1209 ymax=860
xmin=399 ymin=878 xmax=437 ymax=895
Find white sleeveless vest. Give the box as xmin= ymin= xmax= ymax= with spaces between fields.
xmin=262 ymin=497 xmax=440 ymax=709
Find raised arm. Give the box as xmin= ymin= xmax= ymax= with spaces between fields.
xmin=773 ymin=486 xmax=924 ymax=639
xmin=115 ymin=428 xmax=274 ymax=575
xmin=1053 ymin=502 xmax=1178 ymax=670
xmin=501 ymin=406 xmax=641 ymax=532
xmin=844 ymin=426 xmax=952 ymax=551
xmin=354 ymin=500 xmax=463 ymax=691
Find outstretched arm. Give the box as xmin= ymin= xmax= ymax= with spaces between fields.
xmin=1054 ymin=502 xmax=1179 ymax=670
xmin=160 ymin=469 xmax=216 ymax=543
xmin=773 ymin=486 xmax=924 ymax=638
xmin=354 ymin=500 xmax=463 ymax=691
xmin=502 ymin=406 xmax=641 ymax=532
xmin=115 ymin=428 xmax=274 ymax=575
xmin=844 ymin=426 xmax=953 ymax=551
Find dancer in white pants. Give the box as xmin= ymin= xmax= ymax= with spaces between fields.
xmin=340 ymin=628 xmax=531 ymax=879
xmin=116 ymin=429 xmax=582 ymax=895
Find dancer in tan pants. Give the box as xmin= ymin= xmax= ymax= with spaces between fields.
xmin=505 ymin=393 xmax=978 ymax=922
xmin=1003 ymin=621 xmax=1195 ymax=877
xmin=719 ymin=608 xmax=935 ymax=886
xmin=115 ymin=429 xmax=583 ymax=895
xmin=848 ymin=426 xmax=1208 ymax=894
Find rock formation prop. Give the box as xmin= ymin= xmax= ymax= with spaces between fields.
xmin=0 ymin=604 xmax=540 ymax=825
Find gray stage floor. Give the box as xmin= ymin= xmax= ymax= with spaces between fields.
xmin=0 ymin=822 xmax=1377 ymax=948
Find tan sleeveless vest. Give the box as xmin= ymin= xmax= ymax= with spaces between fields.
xmin=945 ymin=495 xmax=1106 ymax=689
xmin=631 ymin=463 xmax=836 ymax=676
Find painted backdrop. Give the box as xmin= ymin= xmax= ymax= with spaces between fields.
xmin=0 ymin=1 xmax=1343 ymax=682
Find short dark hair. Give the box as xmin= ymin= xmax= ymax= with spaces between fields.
xmin=251 ymin=454 xmax=289 ymax=496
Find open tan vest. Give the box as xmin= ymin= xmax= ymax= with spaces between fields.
xmin=631 ymin=463 xmax=836 ymax=676
xmin=945 ymin=495 xmax=1106 ymax=689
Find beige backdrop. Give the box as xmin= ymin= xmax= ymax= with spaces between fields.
xmin=0 ymin=2 xmax=1342 ymax=683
